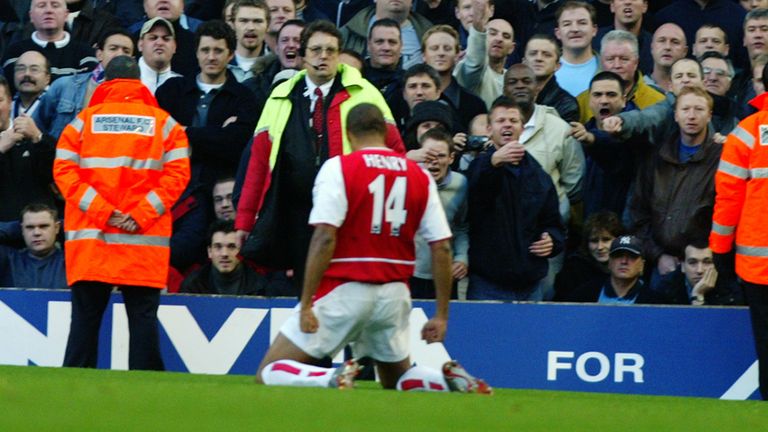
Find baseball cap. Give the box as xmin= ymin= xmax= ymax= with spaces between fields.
xmin=140 ymin=17 xmax=175 ymax=39
xmin=609 ymin=235 xmax=643 ymax=257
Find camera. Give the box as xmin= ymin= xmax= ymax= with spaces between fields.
xmin=465 ymin=135 xmax=489 ymax=152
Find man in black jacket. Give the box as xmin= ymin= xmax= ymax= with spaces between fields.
xmin=467 ymin=96 xmax=564 ymax=301
xmin=523 ymin=33 xmax=579 ymax=122
xmin=181 ymin=219 xmax=268 ymax=296
xmin=156 ymin=19 xmax=258 ymax=193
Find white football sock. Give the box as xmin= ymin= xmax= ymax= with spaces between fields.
xmin=261 ymin=360 xmax=335 ymax=387
xmin=396 ymin=365 xmax=449 ymax=392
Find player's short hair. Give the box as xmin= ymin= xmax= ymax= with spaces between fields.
xmin=402 ymin=63 xmax=441 ymax=89
xmin=526 ymin=33 xmax=561 ymax=58
xmin=672 ymin=57 xmax=704 ymax=79
xmin=418 ymin=127 xmax=454 ymax=154
xmin=21 ymin=202 xmax=58 ymax=221
xmin=421 ymin=24 xmax=460 ymax=54
xmin=675 ymin=86 xmax=713 ymax=110
xmin=590 ymin=70 xmax=626 ymax=94
xmin=195 ymin=19 xmax=237 ymax=53
xmin=232 ymin=0 xmax=270 ymax=23
xmin=347 ymin=103 xmax=387 ymax=139
xmin=207 ymin=219 xmax=237 ymax=246
xmin=369 ymin=18 xmax=401 ymax=40
xmin=555 ymin=1 xmax=596 ymax=26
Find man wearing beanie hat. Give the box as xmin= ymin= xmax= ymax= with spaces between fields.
xmin=403 ymin=100 xmax=457 ymax=152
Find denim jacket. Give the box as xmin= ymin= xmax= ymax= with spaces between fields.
xmin=33 ymin=71 xmax=91 ymax=140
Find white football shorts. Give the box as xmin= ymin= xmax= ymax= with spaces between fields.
xmin=280 ymin=281 xmax=411 ymax=363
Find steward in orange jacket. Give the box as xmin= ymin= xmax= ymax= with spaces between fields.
xmin=710 ymin=87 xmax=768 ymax=400
xmin=53 ymin=79 xmax=190 ymax=289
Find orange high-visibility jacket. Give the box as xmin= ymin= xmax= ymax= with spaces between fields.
xmin=710 ymin=92 xmax=768 ymax=284
xmin=53 ymin=79 xmax=190 ymax=288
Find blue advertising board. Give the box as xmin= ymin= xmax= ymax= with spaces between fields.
xmin=0 ymin=289 xmax=759 ymax=399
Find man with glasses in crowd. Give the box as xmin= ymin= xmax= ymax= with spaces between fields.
xmin=235 ymin=20 xmax=403 ymax=294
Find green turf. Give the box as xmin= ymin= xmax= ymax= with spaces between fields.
xmin=0 ymin=365 xmax=764 ymax=431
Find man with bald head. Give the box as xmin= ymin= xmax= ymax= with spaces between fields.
xmin=646 ymin=23 xmax=688 ymax=93
xmin=11 ymin=50 xmax=50 ymax=120
xmin=654 ymin=0 xmax=747 ymax=70
xmin=454 ymin=0 xmax=516 ymax=108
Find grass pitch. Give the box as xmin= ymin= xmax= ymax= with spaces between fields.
xmin=0 ymin=366 xmax=764 ymax=431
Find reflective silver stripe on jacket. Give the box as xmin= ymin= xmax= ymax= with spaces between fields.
xmin=711 ymin=222 xmax=735 ymax=236
xmin=737 ymin=245 xmax=768 ymax=257
xmin=79 ymin=156 xmax=163 ymax=171
xmin=730 ymin=126 xmax=755 ymax=150
xmin=55 ymin=148 xmax=81 ymax=163
xmin=162 ymin=147 xmax=189 ymax=163
xmin=146 ymin=191 xmax=165 ymax=216
xmin=717 ymin=160 xmax=750 ymax=179
xmin=751 ymin=168 xmax=768 ymax=179
xmin=162 ymin=117 xmax=178 ymax=141
xmin=69 ymin=117 xmax=84 ymax=133
xmin=78 ymin=187 xmax=97 ymax=212
xmin=66 ymin=229 xmax=169 ymax=247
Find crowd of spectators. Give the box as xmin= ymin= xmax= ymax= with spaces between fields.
xmin=1 ymin=0 xmax=763 ymax=307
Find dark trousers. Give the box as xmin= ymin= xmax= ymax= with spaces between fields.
xmin=743 ymin=281 xmax=768 ymax=400
xmin=63 ymin=281 xmax=164 ymax=371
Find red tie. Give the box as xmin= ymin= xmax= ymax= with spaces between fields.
xmin=313 ymin=87 xmax=324 ymax=146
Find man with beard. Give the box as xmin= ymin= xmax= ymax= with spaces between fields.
xmin=228 ymin=0 xmax=269 ymax=82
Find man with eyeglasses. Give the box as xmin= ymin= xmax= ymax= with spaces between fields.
xmin=236 ymin=20 xmax=404 ymax=295
xmin=700 ymin=51 xmax=739 ymax=133
xmin=11 ymin=51 xmax=50 ymax=120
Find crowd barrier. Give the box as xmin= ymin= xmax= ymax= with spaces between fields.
xmin=0 ymin=288 xmax=759 ymax=400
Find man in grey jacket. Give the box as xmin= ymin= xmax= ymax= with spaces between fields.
xmin=339 ymin=0 xmax=432 ymax=69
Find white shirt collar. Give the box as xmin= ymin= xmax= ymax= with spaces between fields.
xmin=305 ymin=76 xmax=334 ymax=99
xmin=519 ymin=104 xmax=539 ymax=144
xmin=31 ymin=31 xmax=70 ymax=48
